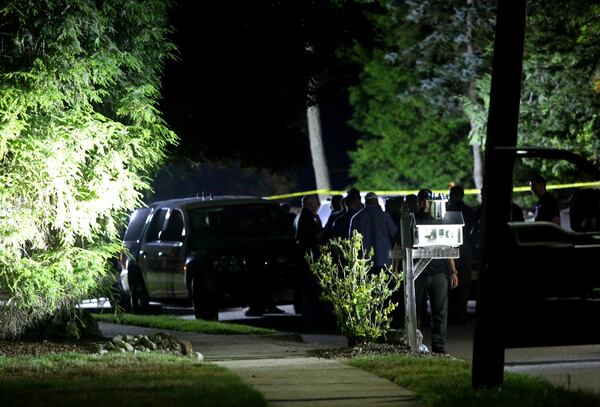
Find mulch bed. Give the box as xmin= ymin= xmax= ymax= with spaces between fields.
xmin=310 ymin=342 xmax=453 ymax=359
xmin=0 ymin=340 xmax=100 ymax=357
xmin=310 ymin=342 xmax=411 ymax=359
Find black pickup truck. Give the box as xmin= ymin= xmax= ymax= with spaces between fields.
xmin=497 ymin=148 xmax=600 ymax=347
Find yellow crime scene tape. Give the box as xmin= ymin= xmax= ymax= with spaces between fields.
xmin=265 ymin=181 xmax=600 ymax=200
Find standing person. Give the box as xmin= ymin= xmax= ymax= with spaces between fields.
xmin=350 ymin=192 xmax=398 ymax=271
xmin=530 ymin=175 xmax=560 ymax=225
xmin=279 ymin=203 xmax=298 ymax=235
xmin=351 ymin=192 xmax=401 ymax=329
xmin=346 ymin=187 xmax=361 ymax=200
xmin=294 ymin=194 xmax=324 ymax=253
xmin=293 ymin=194 xmax=326 ymax=329
xmin=385 ymin=197 xmax=403 ymax=229
xmin=405 ymin=194 xmax=419 ymax=213
xmin=446 ymin=186 xmax=476 ymax=325
xmin=323 ymin=194 xmax=345 ymax=239
xmin=414 ymin=189 xmax=459 ymax=354
xmin=331 ymin=193 xmax=363 ymax=239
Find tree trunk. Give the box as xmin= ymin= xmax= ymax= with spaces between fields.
xmin=472 ymin=143 xmax=484 ymax=194
xmin=466 ymin=0 xmax=483 ymax=199
xmin=472 ymin=0 xmax=527 ymax=388
xmin=306 ymin=105 xmax=331 ymax=198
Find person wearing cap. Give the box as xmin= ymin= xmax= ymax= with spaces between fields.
xmin=331 ymin=193 xmax=363 ymax=239
xmin=323 ymin=194 xmax=345 ymax=240
xmin=414 ymin=188 xmax=458 ymax=354
xmin=350 ymin=192 xmax=398 ymax=271
xmin=530 ymin=175 xmax=560 ymax=225
xmin=293 ymin=194 xmax=327 ymax=329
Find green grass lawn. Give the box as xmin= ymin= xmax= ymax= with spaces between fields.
xmin=0 ymin=352 xmax=265 ymax=407
xmin=349 ymin=355 xmax=600 ymax=407
xmin=94 ymin=313 xmax=276 ymax=335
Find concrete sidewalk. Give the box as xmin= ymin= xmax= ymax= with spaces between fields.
xmin=216 ymin=357 xmax=419 ymax=407
xmin=99 ymin=322 xmax=421 ymax=406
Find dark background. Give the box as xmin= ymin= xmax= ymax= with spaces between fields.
xmin=153 ymin=0 xmax=368 ymax=201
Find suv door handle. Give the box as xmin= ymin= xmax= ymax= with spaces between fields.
xmin=158 ymin=251 xmax=165 ymax=257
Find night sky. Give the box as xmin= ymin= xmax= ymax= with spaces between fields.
xmin=154 ymin=1 xmax=363 ymax=200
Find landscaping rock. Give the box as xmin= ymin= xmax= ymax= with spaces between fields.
xmin=196 ymin=352 xmax=204 ymax=362
xmin=98 ymin=332 xmax=196 ymax=357
xmin=113 ymin=338 xmax=134 ymax=352
xmin=178 ymin=339 xmax=193 ymax=356
xmin=139 ymin=336 xmax=157 ymax=350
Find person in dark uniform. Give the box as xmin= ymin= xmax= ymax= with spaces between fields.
xmin=293 ymin=194 xmax=327 ymax=329
xmin=530 ymin=175 xmax=560 ymax=225
xmin=446 ymin=185 xmax=476 ymax=325
xmin=323 ymin=194 xmax=345 ymax=240
xmin=414 ymin=189 xmax=458 ymax=353
xmin=331 ymin=193 xmax=363 ymax=239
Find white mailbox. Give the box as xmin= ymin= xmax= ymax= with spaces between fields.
xmin=393 ymin=192 xmax=466 ymax=353
xmin=414 ymin=212 xmax=464 ymax=247
xmin=414 ymin=194 xmax=464 ymax=248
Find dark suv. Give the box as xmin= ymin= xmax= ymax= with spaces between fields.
xmin=118 ymin=196 xmax=297 ymax=320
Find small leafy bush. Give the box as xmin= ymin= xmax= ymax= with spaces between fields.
xmin=306 ymin=231 xmax=402 ymax=345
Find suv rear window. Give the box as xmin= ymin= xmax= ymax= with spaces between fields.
xmin=189 ymin=203 xmax=290 ymax=239
xmin=123 ymin=208 xmax=151 ymax=241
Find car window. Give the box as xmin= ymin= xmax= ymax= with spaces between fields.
xmin=160 ymin=209 xmax=185 ymax=242
xmin=188 ymin=203 xmax=290 ymax=240
xmin=123 ymin=208 xmax=151 ymax=241
xmin=145 ymin=208 xmax=169 ymax=241
xmin=513 ymin=156 xmax=600 ymax=231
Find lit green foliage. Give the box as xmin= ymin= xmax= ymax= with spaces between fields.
xmin=306 ymin=231 xmax=402 ymax=345
xmin=0 ymin=0 xmax=177 ymax=337
xmin=460 ymin=1 xmax=600 ymax=179
xmin=519 ymin=0 xmax=600 ymax=176
xmin=348 ymin=0 xmax=600 ymax=189
xmin=348 ymin=1 xmax=474 ymax=190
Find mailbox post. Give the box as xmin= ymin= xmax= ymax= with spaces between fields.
xmin=392 ymin=194 xmax=464 ymax=352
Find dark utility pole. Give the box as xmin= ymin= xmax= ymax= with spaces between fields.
xmin=472 ymin=0 xmax=527 ymax=388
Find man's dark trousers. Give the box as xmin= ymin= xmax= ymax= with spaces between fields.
xmin=415 ymin=272 xmax=449 ymax=353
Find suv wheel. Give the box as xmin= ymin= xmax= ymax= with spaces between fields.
xmin=129 ymin=272 xmax=150 ymax=314
xmin=192 ymin=275 xmax=218 ymax=321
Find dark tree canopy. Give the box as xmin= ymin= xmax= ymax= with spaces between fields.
xmin=161 ymin=0 xmax=373 ymax=172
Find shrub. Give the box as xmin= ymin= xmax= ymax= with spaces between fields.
xmin=0 ymin=0 xmax=177 ymax=337
xmin=306 ymin=231 xmax=402 ymax=345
